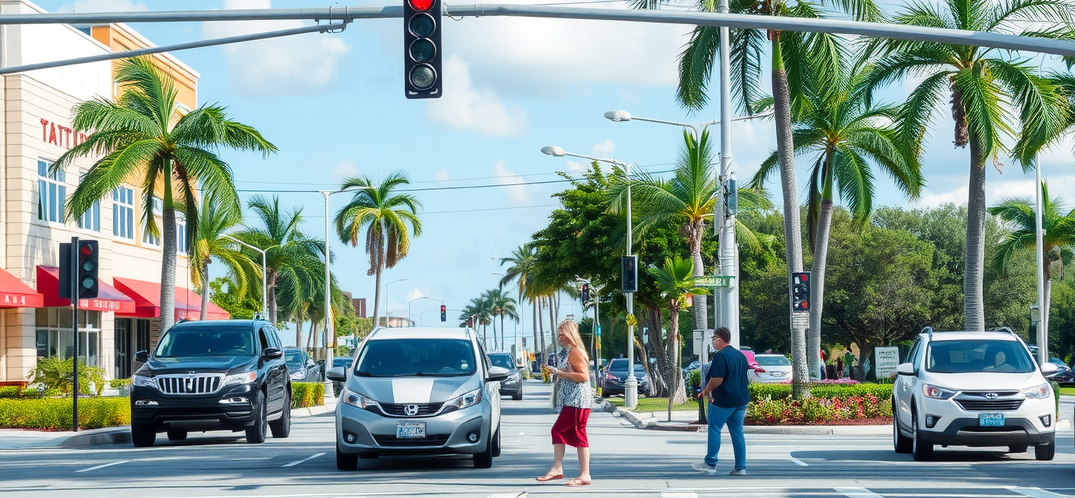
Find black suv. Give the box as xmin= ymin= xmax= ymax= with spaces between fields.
xmin=130 ymin=319 xmax=292 ymax=447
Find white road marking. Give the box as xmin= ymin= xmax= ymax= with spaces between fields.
xmin=75 ymin=460 xmax=128 ymax=473
xmin=1010 ymin=487 xmax=1068 ymax=498
xmin=662 ymin=493 xmax=699 ymax=498
xmin=789 ymin=457 xmax=809 ymax=466
xmin=487 ymin=493 xmax=528 ymax=498
xmin=282 ymin=452 xmax=325 ymax=468
xmin=835 ymin=487 xmax=885 ymax=498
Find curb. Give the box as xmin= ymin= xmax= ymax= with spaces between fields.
xmin=60 ymin=427 xmax=131 ymax=448
xmin=605 ymin=400 xmax=893 ymax=435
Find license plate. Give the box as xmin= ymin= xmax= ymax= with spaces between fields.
xmin=979 ymin=413 xmax=1004 ymax=427
xmin=396 ymin=422 xmax=425 ymax=439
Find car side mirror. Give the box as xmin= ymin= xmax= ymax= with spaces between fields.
xmin=896 ymin=362 xmax=915 ymax=376
xmin=135 ymin=350 xmax=149 ymax=362
xmin=307 ymin=359 xmax=317 ymax=368
xmin=263 ymin=347 xmax=283 ymax=359
xmin=487 ymin=365 xmax=509 ymax=382
xmin=1040 ymin=362 xmax=1059 ymax=375
xmin=326 ymin=366 xmax=347 ymax=382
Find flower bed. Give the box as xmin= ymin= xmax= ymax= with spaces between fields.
xmin=745 ymin=382 xmax=894 ymax=424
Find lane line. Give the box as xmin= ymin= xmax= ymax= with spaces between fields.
xmin=835 ymin=487 xmax=885 ymax=498
xmin=789 ymin=457 xmax=809 ymax=467
xmin=662 ymin=493 xmax=699 ymax=498
xmin=1010 ymin=487 xmax=1068 ymax=498
xmin=282 ymin=452 xmax=325 ymax=468
xmin=75 ymin=460 xmax=128 ymax=473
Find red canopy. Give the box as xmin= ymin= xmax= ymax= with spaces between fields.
xmin=0 ymin=267 xmax=43 ymax=308
xmin=37 ymin=266 xmax=135 ymax=313
xmin=113 ymin=277 xmax=230 ymax=320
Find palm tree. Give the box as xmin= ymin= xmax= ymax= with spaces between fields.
xmin=460 ymin=296 xmax=493 ymax=348
xmin=486 ymin=288 xmax=519 ymax=351
xmin=53 ymin=56 xmax=276 ymax=333
xmin=190 ymin=191 xmax=258 ymax=320
xmin=499 ymin=244 xmax=539 ymax=359
xmin=334 ymin=172 xmax=422 ymax=331
xmin=864 ymin=0 xmax=1073 ymax=330
xmin=751 ymin=54 xmax=923 ymax=378
xmin=988 ymin=182 xmax=1075 ymax=332
xmin=646 ymin=256 xmax=710 ymax=420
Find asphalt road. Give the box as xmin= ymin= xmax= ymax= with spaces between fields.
xmin=0 ymin=381 xmax=1072 ymax=498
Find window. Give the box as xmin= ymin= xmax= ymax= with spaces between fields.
xmin=77 ymin=170 xmax=100 ymax=232
xmin=37 ymin=159 xmax=66 ymax=223
xmin=176 ymin=211 xmax=187 ymax=255
xmin=142 ymin=196 xmax=163 ymax=248
xmin=113 ymin=186 xmax=135 ymax=240
xmin=35 ymin=308 xmax=100 ymax=367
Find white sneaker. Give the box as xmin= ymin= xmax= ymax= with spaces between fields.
xmin=691 ymin=462 xmax=717 ymax=475
xmin=728 ymin=468 xmax=747 ymax=476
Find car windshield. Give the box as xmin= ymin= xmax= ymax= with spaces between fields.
xmin=355 ymin=339 xmax=476 ymax=377
xmin=927 ymin=340 xmax=1035 ymax=374
xmin=154 ymin=327 xmax=254 ymax=358
xmin=607 ymin=359 xmax=645 ymax=373
xmin=756 ymin=355 xmax=791 ymax=367
xmin=488 ymin=354 xmax=516 ymax=370
xmin=284 ymin=350 xmax=305 ymax=368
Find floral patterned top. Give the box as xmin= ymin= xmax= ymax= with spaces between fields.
xmin=556 ymin=349 xmax=593 ymax=409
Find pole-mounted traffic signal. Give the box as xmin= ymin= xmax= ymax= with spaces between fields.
xmin=581 ymin=283 xmax=590 ymax=303
xmin=440 ymin=304 xmax=447 ymax=322
xmin=77 ymin=240 xmax=99 ymax=299
xmin=622 ymin=256 xmax=638 ymax=293
xmin=792 ymin=271 xmax=810 ymax=312
xmin=404 ymin=0 xmax=442 ymax=99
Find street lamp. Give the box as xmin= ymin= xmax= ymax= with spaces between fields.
xmin=605 ymin=109 xmax=772 ymax=351
xmin=542 ymin=145 xmax=639 ymax=409
xmin=220 ymin=234 xmax=273 ymax=316
xmin=408 ymin=296 xmax=441 ymax=326
xmin=384 ymin=278 xmax=408 ymax=327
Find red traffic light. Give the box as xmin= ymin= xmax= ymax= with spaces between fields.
xmin=408 ymin=0 xmax=434 ymax=11
xmin=440 ymin=305 xmax=446 ymax=312
xmin=79 ymin=242 xmax=94 ymax=256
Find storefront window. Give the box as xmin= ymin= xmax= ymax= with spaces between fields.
xmin=37 ymin=159 xmax=66 ymax=224
xmin=112 ymin=186 xmax=135 ymax=240
xmin=35 ymin=308 xmax=101 ymax=367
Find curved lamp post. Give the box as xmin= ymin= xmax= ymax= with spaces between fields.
xmin=221 ymin=234 xmax=274 ymax=316
xmin=384 ymin=278 xmax=408 ymax=327
xmin=408 ymin=295 xmax=441 ymax=326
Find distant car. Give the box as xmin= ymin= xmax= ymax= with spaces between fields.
xmin=284 ymin=347 xmax=321 ymax=383
xmin=748 ymin=354 xmax=793 ymax=383
xmin=600 ymin=358 xmax=651 ymax=397
xmin=488 ymin=353 xmax=523 ymax=400
xmin=1046 ymin=358 xmax=1075 ymax=384
xmin=331 ymin=355 xmax=355 ymax=396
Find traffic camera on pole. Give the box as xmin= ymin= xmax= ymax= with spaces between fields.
xmin=404 ymin=0 xmax=442 ymax=99
xmin=792 ymin=271 xmax=810 ymax=312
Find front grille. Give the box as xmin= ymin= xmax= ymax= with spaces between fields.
xmin=155 ymin=373 xmax=225 ymax=395
xmin=377 ymin=402 xmax=445 ymax=417
xmin=955 ymin=399 xmax=1024 ymax=411
xmin=373 ymin=434 xmax=450 ymax=447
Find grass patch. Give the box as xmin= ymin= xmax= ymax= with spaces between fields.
xmin=1058 ymin=386 xmax=1075 ymax=396
xmin=604 ymin=396 xmax=699 ymax=412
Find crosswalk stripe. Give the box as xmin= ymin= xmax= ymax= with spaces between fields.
xmin=789 ymin=457 xmax=809 ymax=466
xmin=661 ymin=493 xmax=699 ymax=498
xmin=835 ymin=487 xmax=886 ymax=498
xmin=1010 ymin=487 xmax=1068 ymax=498
xmin=281 ymin=452 xmax=325 ymax=468
xmin=75 ymin=460 xmax=128 ymax=473
xmin=486 ymin=493 xmax=527 ymax=498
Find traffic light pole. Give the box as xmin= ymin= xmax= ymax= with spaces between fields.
xmin=69 ymin=236 xmax=79 ymax=432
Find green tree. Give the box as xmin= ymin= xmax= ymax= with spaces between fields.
xmin=190 ymin=191 xmax=257 ymax=320
xmin=209 ymin=277 xmax=259 ymax=320
xmin=864 ymin=0 xmax=1073 ymax=331
xmin=646 ymin=256 xmax=709 ymax=414
xmin=334 ymin=172 xmax=422 ymax=329
xmin=499 ymin=244 xmax=540 ymax=358
xmin=54 ymin=57 xmax=276 ymax=333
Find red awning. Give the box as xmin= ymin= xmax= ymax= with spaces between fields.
xmin=113 ymin=277 xmax=230 ymax=320
xmin=0 ymin=268 xmax=44 ymax=308
xmin=37 ymin=266 xmax=136 ymax=313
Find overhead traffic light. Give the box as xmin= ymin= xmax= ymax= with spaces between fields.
xmin=440 ymin=304 xmax=447 ymax=322
xmin=622 ymin=256 xmax=638 ymax=293
xmin=403 ymin=0 xmax=442 ymax=99
xmin=792 ymin=271 xmax=810 ymax=312
xmin=77 ymin=240 xmax=99 ymax=299
xmin=581 ymin=283 xmax=590 ymax=303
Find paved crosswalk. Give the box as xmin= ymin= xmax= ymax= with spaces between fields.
xmin=645 ymin=487 xmax=1073 ymax=498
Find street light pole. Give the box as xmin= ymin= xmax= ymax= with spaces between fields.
xmin=221 ymin=234 xmax=270 ymax=316
xmin=542 ymin=145 xmax=638 ymax=409
xmin=319 ymin=191 xmax=336 ymax=401
xmin=384 ymin=278 xmax=408 ymax=327
xmin=408 ymin=296 xmax=440 ymax=326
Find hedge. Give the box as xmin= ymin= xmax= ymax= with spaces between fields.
xmin=0 ymin=397 xmax=130 ymax=430
xmin=290 ymin=382 xmax=324 ymax=409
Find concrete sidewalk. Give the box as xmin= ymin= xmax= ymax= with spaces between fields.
xmin=0 ymin=400 xmax=336 ymax=450
xmin=598 ymin=399 xmax=890 ymax=435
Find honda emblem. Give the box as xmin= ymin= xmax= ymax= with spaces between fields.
xmin=404 ymin=404 xmax=420 ymax=416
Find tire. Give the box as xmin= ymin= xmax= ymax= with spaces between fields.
xmin=512 ymin=390 xmax=522 ymax=401
xmin=246 ymin=391 xmax=268 ymax=444
xmin=893 ymin=413 xmax=911 ymax=454
xmin=911 ymin=409 xmax=933 ymax=461
xmin=131 ymin=423 xmax=156 ymax=448
xmin=1034 ymin=442 xmax=1055 ymax=461
xmin=359 ymin=453 xmax=379 ymax=459
xmin=473 ymin=429 xmax=494 ymax=468
xmin=1008 ymin=444 xmax=1028 ymax=454
xmin=269 ymin=390 xmax=291 ymax=438
xmin=166 ymin=430 xmax=187 ymax=442
xmin=491 ymin=424 xmax=502 ymax=457
xmin=337 ymin=442 xmax=358 ymax=471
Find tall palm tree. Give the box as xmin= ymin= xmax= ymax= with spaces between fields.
xmin=460 ymin=296 xmax=493 ymax=348
xmin=988 ymin=182 xmax=1075 ymax=331
xmin=487 ymin=288 xmax=519 ymax=351
xmin=646 ymin=256 xmax=710 ymax=419
xmin=54 ymin=56 xmax=276 ymax=333
xmin=751 ymin=54 xmax=923 ymax=378
xmin=334 ymin=172 xmax=422 ymax=331
xmin=190 ymin=191 xmax=257 ymax=320
xmin=864 ymin=0 xmax=1073 ymax=330
xmin=499 ymin=244 xmax=539 ymax=358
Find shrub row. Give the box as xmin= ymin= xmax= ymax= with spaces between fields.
xmin=291 ymin=382 xmax=324 ymax=409
xmin=0 ymin=398 xmax=130 ymax=430
xmin=746 ymin=393 xmax=893 ymax=424
xmin=0 ymin=385 xmax=62 ymax=399
xmin=748 ymin=382 xmax=893 ymax=403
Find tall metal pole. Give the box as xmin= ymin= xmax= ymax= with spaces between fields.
xmin=624 ymin=161 xmax=638 ymax=409
xmin=70 ymin=236 xmax=79 ymax=432
xmin=717 ymin=0 xmax=739 ymax=349
xmin=321 ymin=191 xmax=335 ymax=400
xmin=1034 ymin=156 xmax=1047 ymax=365
xmin=221 ymin=234 xmax=268 ymax=315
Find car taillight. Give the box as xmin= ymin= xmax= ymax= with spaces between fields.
xmin=754 ymin=367 xmax=766 ymax=373
xmin=604 ymin=373 xmax=616 ymax=381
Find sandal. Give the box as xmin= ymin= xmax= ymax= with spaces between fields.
xmin=565 ymin=477 xmax=592 ymax=487
xmin=536 ymin=471 xmax=563 ymax=482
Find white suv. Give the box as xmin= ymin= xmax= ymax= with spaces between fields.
xmin=892 ymin=327 xmax=1059 ymax=461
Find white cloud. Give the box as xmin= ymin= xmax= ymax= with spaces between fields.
xmin=912 ymin=186 xmax=969 ymax=208
xmin=426 ymin=55 xmax=527 ymax=136
xmin=333 ymin=159 xmax=359 ymax=181
xmin=201 ymin=0 xmax=351 ymax=95
xmin=57 ymin=0 xmax=148 ymax=12
xmin=434 ymin=168 xmax=452 ymax=182
xmin=493 ymin=160 xmax=531 ymax=206
xmin=590 ymin=140 xmax=616 ymax=159
xmin=564 ymin=159 xmax=587 ymax=173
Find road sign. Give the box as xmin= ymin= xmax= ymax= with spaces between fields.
xmin=693 ymin=275 xmax=734 ymax=288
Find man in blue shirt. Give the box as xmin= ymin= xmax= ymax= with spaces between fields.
xmin=692 ymin=327 xmax=749 ymax=476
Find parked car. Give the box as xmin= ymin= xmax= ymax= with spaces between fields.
xmin=327 ymin=326 xmax=508 ymax=470
xmin=487 ymin=353 xmax=523 ymax=400
xmin=600 ymin=358 xmax=651 ymax=397
xmin=331 ymin=355 xmax=355 ymax=396
xmin=129 ymin=319 xmax=292 ymax=447
xmin=1045 ymin=358 xmax=1075 ymax=384
xmin=284 ymin=347 xmax=321 ymax=383
xmin=748 ymin=354 xmax=793 ymax=383
xmin=892 ymin=327 xmax=1058 ymax=461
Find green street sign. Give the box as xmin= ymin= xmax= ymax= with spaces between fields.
xmin=693 ymin=275 xmax=735 ymax=288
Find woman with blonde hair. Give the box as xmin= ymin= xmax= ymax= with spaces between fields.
xmin=536 ymin=319 xmax=593 ymax=487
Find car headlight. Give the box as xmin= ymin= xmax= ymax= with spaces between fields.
xmin=132 ymin=374 xmax=156 ymax=389
xmin=1021 ymin=383 xmax=1052 ymax=399
xmin=223 ymin=371 xmax=257 ymax=387
xmin=446 ymin=388 xmax=483 ymax=409
xmin=922 ymin=384 xmax=956 ymax=400
xmin=341 ymin=389 xmax=379 ymax=409
xmin=507 ymin=372 xmax=520 ymax=382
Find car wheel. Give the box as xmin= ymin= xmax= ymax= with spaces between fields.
xmin=491 ymin=423 xmax=502 ymax=457
xmin=893 ymin=411 xmax=911 ymax=454
xmin=1034 ymin=442 xmax=1055 ymax=461
xmin=910 ymin=408 xmax=933 ymax=461
xmin=246 ymin=391 xmax=268 ymax=444
xmin=336 ymin=442 xmax=358 ymax=470
xmin=131 ymin=423 xmax=155 ymax=448
xmin=512 ymin=389 xmax=522 ymax=401
xmin=359 ymin=453 xmax=379 ymax=459
xmin=166 ymin=430 xmax=187 ymax=442
xmin=473 ymin=428 xmax=494 ymax=468
xmin=269 ymin=390 xmax=291 ymax=438
xmin=1007 ymin=444 xmax=1028 ymax=453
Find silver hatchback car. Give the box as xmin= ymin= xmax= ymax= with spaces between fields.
xmin=327 ymin=327 xmax=508 ymax=470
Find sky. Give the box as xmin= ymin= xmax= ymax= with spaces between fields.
xmin=31 ymin=0 xmax=1075 ymax=347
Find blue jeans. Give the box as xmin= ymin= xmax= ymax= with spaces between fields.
xmin=704 ymin=402 xmax=746 ymax=470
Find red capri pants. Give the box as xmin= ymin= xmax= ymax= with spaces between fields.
xmin=550 ymin=406 xmax=591 ymax=447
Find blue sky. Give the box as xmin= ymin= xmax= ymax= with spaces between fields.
xmin=37 ymin=0 xmax=1075 ymax=346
